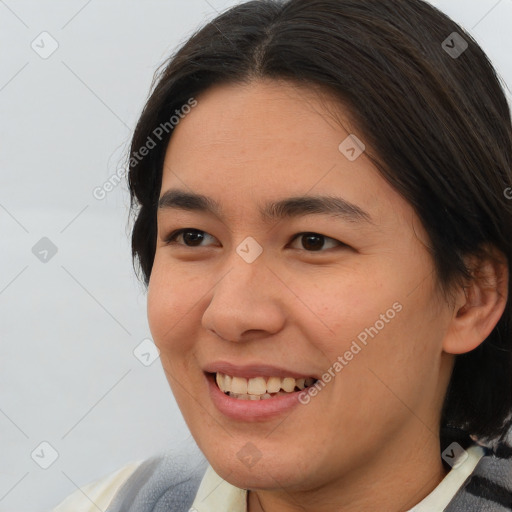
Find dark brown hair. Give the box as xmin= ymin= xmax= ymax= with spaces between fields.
xmin=127 ymin=0 xmax=512 ymax=441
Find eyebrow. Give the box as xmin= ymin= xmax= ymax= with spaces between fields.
xmin=158 ymin=189 xmax=373 ymax=224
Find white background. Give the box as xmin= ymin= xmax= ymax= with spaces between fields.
xmin=0 ymin=1 xmax=511 ymax=510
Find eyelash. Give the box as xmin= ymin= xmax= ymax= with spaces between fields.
xmin=163 ymin=228 xmax=347 ymax=252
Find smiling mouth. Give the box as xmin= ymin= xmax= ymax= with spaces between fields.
xmin=212 ymin=372 xmax=318 ymax=400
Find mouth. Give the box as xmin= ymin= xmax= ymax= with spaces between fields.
xmin=209 ymin=372 xmax=318 ymax=400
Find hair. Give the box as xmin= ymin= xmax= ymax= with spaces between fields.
xmin=126 ymin=0 xmax=512 ymax=441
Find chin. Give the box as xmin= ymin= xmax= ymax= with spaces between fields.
xmin=203 ymin=442 xmax=311 ymax=491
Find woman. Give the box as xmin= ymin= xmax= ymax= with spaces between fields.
xmin=52 ymin=0 xmax=512 ymax=510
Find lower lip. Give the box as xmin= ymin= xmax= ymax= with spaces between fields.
xmin=206 ymin=373 xmax=305 ymax=422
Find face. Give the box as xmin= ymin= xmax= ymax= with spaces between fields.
xmin=147 ymin=79 xmax=454 ymax=493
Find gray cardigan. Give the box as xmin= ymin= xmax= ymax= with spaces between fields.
xmin=106 ymin=432 xmax=512 ymax=512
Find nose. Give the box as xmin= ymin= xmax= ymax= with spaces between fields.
xmin=201 ymin=257 xmax=286 ymax=343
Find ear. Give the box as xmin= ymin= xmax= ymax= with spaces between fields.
xmin=443 ymin=246 xmax=509 ymax=355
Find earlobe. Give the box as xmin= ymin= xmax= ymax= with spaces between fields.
xmin=443 ymin=250 xmax=509 ymax=355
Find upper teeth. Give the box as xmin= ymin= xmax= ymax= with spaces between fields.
xmin=216 ymin=373 xmax=315 ymax=395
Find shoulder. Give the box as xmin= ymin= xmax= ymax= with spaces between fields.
xmin=106 ymin=444 xmax=208 ymax=512
xmin=50 ymin=460 xmax=144 ymax=511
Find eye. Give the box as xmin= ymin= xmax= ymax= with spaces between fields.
xmin=163 ymin=229 xmax=346 ymax=252
xmin=288 ymin=232 xmax=345 ymax=252
xmin=164 ymin=228 xmax=217 ymax=247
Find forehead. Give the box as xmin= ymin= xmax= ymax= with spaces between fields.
xmin=159 ymin=79 xmax=418 ymax=234
xmin=166 ymin=79 xmax=351 ymax=161
xmin=163 ymin=80 xmax=355 ymax=184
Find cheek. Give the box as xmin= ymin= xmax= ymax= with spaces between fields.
xmin=289 ymin=265 xmax=399 ymax=344
xmin=330 ymin=289 xmax=447 ymax=423
xmin=303 ymin=265 xmax=443 ymax=392
xmin=146 ymin=266 xmax=206 ymax=404
xmin=146 ymin=261 xmax=202 ymax=353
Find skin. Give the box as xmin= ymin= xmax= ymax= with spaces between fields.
xmin=147 ymin=79 xmax=508 ymax=512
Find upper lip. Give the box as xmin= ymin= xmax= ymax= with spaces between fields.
xmin=204 ymin=361 xmax=317 ymax=380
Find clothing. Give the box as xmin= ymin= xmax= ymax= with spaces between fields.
xmin=49 ymin=442 xmax=207 ymax=512
xmin=50 ymin=432 xmax=512 ymax=512
xmin=50 ymin=461 xmax=143 ymax=511
xmin=409 ymin=444 xmax=484 ymax=511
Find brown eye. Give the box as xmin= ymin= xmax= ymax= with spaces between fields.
xmin=164 ymin=229 xmax=216 ymax=247
xmin=164 ymin=229 xmax=345 ymax=252
xmin=290 ymin=232 xmax=344 ymax=252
